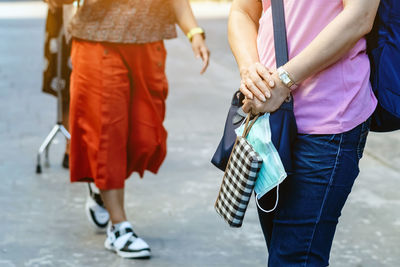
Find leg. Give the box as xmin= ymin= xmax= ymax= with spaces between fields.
xmin=121 ymin=41 xmax=169 ymax=177
xmin=264 ymin=120 xmax=370 ymax=266
xmin=70 ymin=40 xmax=150 ymax=259
xmin=257 ymin=189 xmax=278 ymax=249
xmin=69 ymin=40 xmax=127 ymax=228
xmin=69 ymin=40 xmax=130 ymax=189
xmin=100 ymin=188 xmax=127 ymax=224
xmin=86 ymin=183 xmax=110 ymax=231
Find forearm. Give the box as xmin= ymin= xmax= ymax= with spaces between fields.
xmin=171 ymin=0 xmax=199 ymax=35
xmin=228 ymin=11 xmax=260 ymax=76
xmin=284 ymin=0 xmax=380 ymax=84
xmin=228 ymin=1 xmax=262 ymax=75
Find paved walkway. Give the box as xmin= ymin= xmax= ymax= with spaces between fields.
xmin=0 ymin=2 xmax=399 ymax=266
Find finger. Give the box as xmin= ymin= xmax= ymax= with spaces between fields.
xmin=199 ymin=46 xmax=209 ymax=74
xmin=240 ymin=82 xmax=253 ymax=100
xmin=255 ymin=62 xmax=275 ymax=86
xmin=253 ymin=108 xmax=261 ymax=116
xmin=255 ymin=63 xmax=274 ymax=94
xmin=245 ymin=78 xmax=266 ymax=102
xmin=242 ymin=101 xmax=252 ymax=113
xmin=250 ymin=72 xmax=271 ymax=99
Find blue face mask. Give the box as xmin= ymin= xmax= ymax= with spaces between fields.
xmin=235 ymin=113 xmax=287 ymax=212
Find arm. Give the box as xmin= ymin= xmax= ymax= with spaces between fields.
xmin=229 ymin=0 xmax=275 ymax=102
xmin=238 ymin=0 xmax=380 ymax=113
xmin=284 ymin=0 xmax=380 ymax=85
xmin=171 ymin=0 xmax=210 ymax=74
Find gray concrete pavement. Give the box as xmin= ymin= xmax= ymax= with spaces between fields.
xmin=0 ymin=3 xmax=400 ymax=267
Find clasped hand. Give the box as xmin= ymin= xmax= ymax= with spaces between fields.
xmin=240 ymin=62 xmax=290 ymax=115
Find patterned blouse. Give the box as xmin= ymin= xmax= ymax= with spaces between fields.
xmin=69 ymin=0 xmax=177 ymax=44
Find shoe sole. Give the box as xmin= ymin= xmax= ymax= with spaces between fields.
xmin=85 ymin=196 xmax=108 ymax=233
xmin=105 ymin=242 xmax=151 ymax=259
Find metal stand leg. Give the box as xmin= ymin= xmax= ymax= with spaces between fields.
xmin=36 ymin=124 xmax=71 ymax=174
xmin=36 ymin=25 xmax=71 ymax=174
xmin=60 ymin=125 xmax=71 ymax=139
xmin=36 ymin=124 xmax=61 ymax=173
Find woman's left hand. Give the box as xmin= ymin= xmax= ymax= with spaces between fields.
xmin=242 ymin=71 xmax=290 ymax=114
xmin=191 ymin=34 xmax=210 ymax=74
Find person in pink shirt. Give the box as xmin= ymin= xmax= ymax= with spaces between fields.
xmin=229 ymin=0 xmax=380 ymax=265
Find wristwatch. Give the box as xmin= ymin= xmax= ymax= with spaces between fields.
xmin=277 ymin=67 xmax=298 ymax=90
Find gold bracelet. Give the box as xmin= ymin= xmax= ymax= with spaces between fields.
xmin=186 ymin=27 xmax=205 ymax=42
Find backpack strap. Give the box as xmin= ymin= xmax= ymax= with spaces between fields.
xmin=271 ymin=0 xmax=289 ymax=67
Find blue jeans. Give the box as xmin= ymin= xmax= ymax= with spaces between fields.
xmin=257 ymin=119 xmax=371 ymax=266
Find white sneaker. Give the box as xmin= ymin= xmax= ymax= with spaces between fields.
xmin=85 ymin=183 xmax=110 ymax=232
xmin=104 ymin=221 xmax=151 ymax=259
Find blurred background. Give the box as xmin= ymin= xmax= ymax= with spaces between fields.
xmin=0 ymin=1 xmax=399 ymax=266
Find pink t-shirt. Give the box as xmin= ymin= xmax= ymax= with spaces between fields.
xmin=258 ymin=0 xmax=377 ymax=134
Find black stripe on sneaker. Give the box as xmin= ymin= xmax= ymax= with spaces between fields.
xmin=120 ymin=240 xmax=150 ymax=253
xmin=89 ymin=209 xmax=108 ymax=228
xmin=88 ymin=183 xmax=105 ymax=207
xmin=115 ymin=228 xmax=137 ymax=238
xmin=120 ymin=240 xmax=132 ymax=252
xmin=124 ymin=228 xmax=137 ymax=237
xmin=93 ymin=193 xmax=104 ymax=207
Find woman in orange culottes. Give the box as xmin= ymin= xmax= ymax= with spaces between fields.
xmin=70 ymin=40 xmax=169 ymax=190
xmin=49 ymin=0 xmax=210 ymax=259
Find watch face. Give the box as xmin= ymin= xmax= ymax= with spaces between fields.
xmin=281 ymin=73 xmax=291 ymax=85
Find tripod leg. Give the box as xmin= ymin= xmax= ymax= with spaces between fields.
xmin=36 ymin=153 xmax=42 ymax=174
xmin=36 ymin=125 xmax=60 ymax=173
xmin=36 ymin=26 xmax=68 ymax=174
xmin=59 ymin=125 xmax=71 ymax=140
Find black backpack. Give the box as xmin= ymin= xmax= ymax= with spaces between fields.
xmin=368 ymin=0 xmax=400 ymax=132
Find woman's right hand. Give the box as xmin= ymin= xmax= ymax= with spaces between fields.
xmin=239 ymin=62 xmax=275 ymax=102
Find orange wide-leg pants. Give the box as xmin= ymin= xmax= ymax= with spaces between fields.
xmin=69 ymin=39 xmax=169 ymax=190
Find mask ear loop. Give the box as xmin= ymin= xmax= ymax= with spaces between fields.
xmin=255 ymin=184 xmax=279 ymax=213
